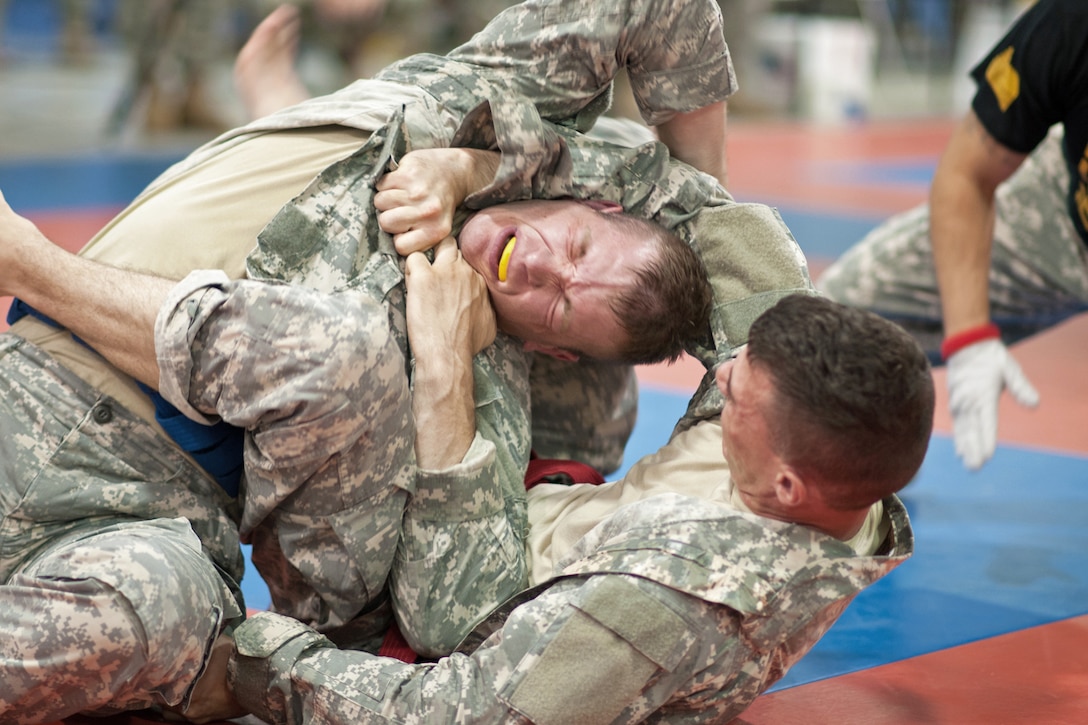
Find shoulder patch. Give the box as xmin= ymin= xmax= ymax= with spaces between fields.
xmin=985 ymin=47 xmax=1020 ymax=112
xmin=504 ymin=578 xmax=691 ymax=725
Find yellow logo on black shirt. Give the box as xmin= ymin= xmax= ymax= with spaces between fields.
xmin=985 ymin=47 xmax=1020 ymax=112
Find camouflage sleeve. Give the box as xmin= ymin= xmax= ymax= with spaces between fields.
xmin=442 ymin=0 xmax=734 ymax=127
xmin=453 ymin=97 xmax=726 ymax=231
xmin=231 ymin=576 xmax=750 ymax=725
xmin=391 ymin=432 xmax=529 ymax=658
xmin=156 ymin=271 xmax=417 ymax=634
xmin=392 ymin=338 xmax=534 ymax=658
xmin=372 ymin=0 xmax=733 ymax=227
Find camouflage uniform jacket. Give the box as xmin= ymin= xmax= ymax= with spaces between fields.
xmin=229 ymin=492 xmax=914 ymax=724
xmin=146 ymin=0 xmax=812 ymax=655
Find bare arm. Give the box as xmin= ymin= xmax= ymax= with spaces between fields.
xmin=404 ymin=236 xmax=496 ymax=468
xmin=929 ymin=110 xmax=1027 ymax=337
xmin=655 ymin=100 xmax=729 ymax=187
xmin=0 ymin=190 xmax=170 ymax=386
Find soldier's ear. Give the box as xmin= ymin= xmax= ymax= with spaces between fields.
xmin=772 ymin=467 xmax=806 ymax=508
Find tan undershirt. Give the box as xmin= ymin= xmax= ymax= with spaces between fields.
xmin=526 ymin=418 xmax=888 ymax=584
xmin=12 ymin=126 xmax=370 ymax=431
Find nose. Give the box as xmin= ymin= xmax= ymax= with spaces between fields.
xmin=522 ymin=243 xmax=565 ymax=290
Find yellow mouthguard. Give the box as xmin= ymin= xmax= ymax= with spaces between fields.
xmin=497 ymin=236 xmax=516 ymax=281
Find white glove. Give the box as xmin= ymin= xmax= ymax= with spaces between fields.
xmin=946 ymin=338 xmax=1039 ymax=470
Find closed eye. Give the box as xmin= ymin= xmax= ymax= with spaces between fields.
xmin=550 ymin=298 xmax=572 ymax=333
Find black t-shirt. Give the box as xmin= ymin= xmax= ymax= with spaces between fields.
xmin=970 ymin=0 xmax=1088 ymax=243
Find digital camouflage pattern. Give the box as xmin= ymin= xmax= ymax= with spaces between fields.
xmin=820 ymin=127 xmax=1088 ymax=358
xmin=527 ymin=355 xmax=639 ymax=474
xmin=0 ymin=332 xmax=245 ymax=720
xmin=156 ymin=271 xmax=419 ymax=645
xmin=168 ymin=0 xmax=752 ymax=655
xmin=232 ymin=115 xmax=536 ymax=656
xmin=205 ymin=0 xmax=807 ymax=656
xmin=3 ymin=518 xmax=241 ymax=717
xmin=0 ymin=0 xmax=819 ymax=718
xmin=229 ymin=493 xmax=914 ymax=724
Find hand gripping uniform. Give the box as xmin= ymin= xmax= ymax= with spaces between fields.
xmin=228 ymin=484 xmax=912 ymax=724
xmin=0 ymin=0 xmax=820 ymax=719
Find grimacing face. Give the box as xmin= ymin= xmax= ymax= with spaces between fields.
xmin=715 ymin=348 xmax=787 ymax=516
xmin=458 ymin=199 xmax=658 ymax=361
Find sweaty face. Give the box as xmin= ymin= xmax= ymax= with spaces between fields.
xmin=715 ymin=349 xmax=786 ymax=514
xmin=458 ymin=199 xmax=657 ymax=360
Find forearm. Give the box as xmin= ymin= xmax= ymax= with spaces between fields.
xmin=929 ymin=112 xmax=1025 ymax=337
xmin=656 ymin=101 xmax=729 ymax=187
xmin=403 ymin=237 xmax=490 ymax=468
xmin=395 ymin=336 xmax=533 ymax=656
xmin=411 ymin=341 xmax=476 ymax=469
xmin=929 ymin=166 xmax=997 ymax=336
xmin=0 ymin=211 xmax=169 ymax=386
xmin=231 ymin=576 xmax=729 ymax=725
xmin=466 ymin=110 xmax=722 ymax=229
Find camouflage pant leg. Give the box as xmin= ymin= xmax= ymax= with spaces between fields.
xmin=819 ymin=131 xmax=1088 ymax=359
xmin=0 ymin=333 xmax=244 ymax=584
xmin=528 ymin=355 xmax=638 ymax=476
xmin=0 ymin=518 xmax=240 ymax=721
xmin=817 ymin=203 xmax=948 ymax=356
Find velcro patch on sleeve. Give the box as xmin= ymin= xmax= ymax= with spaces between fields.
xmin=505 ymin=577 xmax=690 ymax=725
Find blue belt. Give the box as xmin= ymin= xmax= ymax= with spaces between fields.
xmin=8 ymin=299 xmax=244 ymax=496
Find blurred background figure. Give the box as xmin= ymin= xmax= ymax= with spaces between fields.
xmin=245 ymin=0 xmax=388 ymax=91
xmin=109 ymin=0 xmax=240 ymax=134
xmin=0 ymin=0 xmax=99 ymax=66
xmin=245 ymin=0 xmax=518 ymax=96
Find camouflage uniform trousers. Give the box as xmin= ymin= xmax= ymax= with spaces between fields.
xmin=819 ymin=127 xmax=1088 ymax=359
xmin=528 ymin=355 xmax=638 ymax=474
xmin=0 ymin=334 xmax=245 ymax=721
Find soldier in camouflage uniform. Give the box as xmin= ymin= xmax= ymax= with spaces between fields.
xmin=0 ymin=0 xmax=809 ymax=719
xmin=218 ymin=293 xmax=930 ymax=724
xmin=820 ymin=0 xmax=1088 ymax=471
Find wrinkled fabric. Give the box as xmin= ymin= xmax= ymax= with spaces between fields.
xmin=229 ymin=493 xmax=913 ymax=724
xmin=0 ymin=0 xmax=821 ymax=717
xmin=0 ymin=334 xmax=245 ymax=720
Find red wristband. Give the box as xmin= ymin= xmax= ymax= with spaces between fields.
xmin=940 ymin=323 xmax=1000 ymax=361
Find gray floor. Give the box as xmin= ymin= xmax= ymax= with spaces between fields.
xmin=0 ymin=39 xmax=244 ymax=160
xmin=0 ymin=8 xmax=981 ymax=163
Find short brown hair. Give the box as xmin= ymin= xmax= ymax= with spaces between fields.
xmin=747 ymin=294 xmax=935 ymax=509
xmin=604 ymin=213 xmax=712 ymax=364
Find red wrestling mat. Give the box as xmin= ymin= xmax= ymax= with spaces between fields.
xmin=725 ymin=117 xmax=952 ymax=216
xmin=48 ymin=615 xmax=1088 ymax=725
xmin=733 ymin=613 xmax=1088 ymax=725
